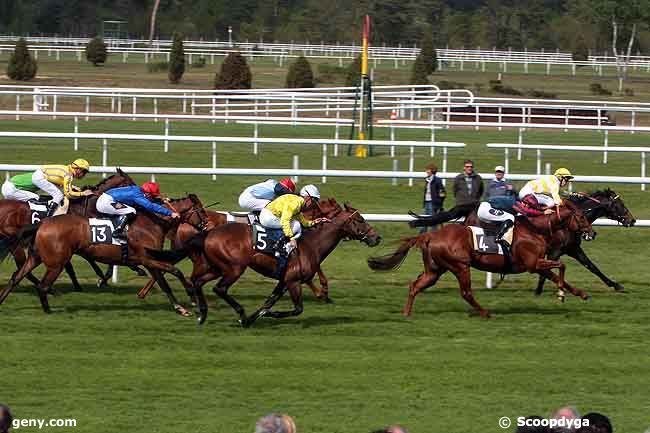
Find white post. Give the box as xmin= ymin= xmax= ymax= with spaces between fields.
xmin=212 ymin=141 xmax=217 ymax=181
xmin=224 ymin=98 xmax=229 ymax=123
xmin=74 ymin=116 xmax=79 ymax=151
xmin=52 ymin=95 xmax=57 ymax=119
xmin=334 ymin=123 xmax=340 ymax=157
xmin=153 ymin=98 xmax=158 ymax=122
xmin=517 ymin=128 xmax=523 ymax=160
xmin=164 ymin=118 xmax=169 ymax=152
xmin=545 ymin=163 xmax=551 ymax=175
xmin=442 ymin=146 xmax=448 ymax=187
xmin=603 ymin=130 xmax=608 ymax=164
xmin=212 ymin=97 xmax=216 ymax=124
xmin=486 ymin=272 xmax=493 ymax=289
xmin=112 ymin=266 xmax=118 ymax=284
xmin=392 ymin=159 xmax=398 ymax=186
xmin=504 ymin=148 xmax=509 ymax=174
xmin=292 ymin=155 xmax=299 ymax=184
xmin=536 ymin=149 xmax=541 ymax=175
xmin=15 ymin=94 xmax=20 ymax=120
xmin=132 ymin=96 xmax=137 ymax=121
xmin=322 ymin=143 xmax=328 ymax=184
xmin=102 ymin=139 xmax=108 ymax=178
xmin=182 ymin=94 xmax=187 ymax=113
xmin=85 ymin=96 xmax=90 ymax=121
xmin=390 ymin=126 xmax=395 ymax=157
xmin=408 ymin=146 xmax=414 ymax=187
xmin=631 ymin=111 xmax=636 ymax=134
xmin=642 ymin=152 xmax=646 ymax=191
xmin=253 ymin=122 xmax=259 ymax=155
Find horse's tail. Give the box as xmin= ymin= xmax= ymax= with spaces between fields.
xmin=145 ymin=232 xmax=207 ymax=263
xmin=367 ymin=235 xmax=423 ymax=272
xmin=0 ymin=223 xmax=39 ymax=263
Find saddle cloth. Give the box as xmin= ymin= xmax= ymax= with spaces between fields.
xmin=227 ymin=211 xmax=258 ymax=225
xmin=468 ymin=226 xmax=512 ymax=255
xmin=28 ymin=202 xmax=48 ymax=225
xmin=88 ymin=218 xmax=125 ymax=246
xmin=251 ymin=224 xmax=285 ymax=254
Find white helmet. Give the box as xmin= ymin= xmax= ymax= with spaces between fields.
xmin=299 ymin=184 xmax=320 ymax=200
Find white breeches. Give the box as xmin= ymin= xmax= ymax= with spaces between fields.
xmin=32 ymin=170 xmax=63 ymax=204
xmin=1 ymin=181 xmax=39 ymax=202
xmin=259 ymin=208 xmax=302 ymax=239
xmin=519 ymin=184 xmax=555 ymax=208
xmin=96 ymin=193 xmax=136 ymax=216
xmin=238 ymin=191 xmax=271 ymax=212
xmin=477 ymin=202 xmax=515 ymax=224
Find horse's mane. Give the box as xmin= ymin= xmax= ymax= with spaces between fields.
xmin=566 ymin=189 xmax=615 ymax=205
xmin=86 ymin=168 xmax=135 ymax=190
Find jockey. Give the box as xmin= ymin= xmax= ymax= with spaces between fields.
xmin=96 ymin=181 xmax=180 ymax=239
xmin=518 ymin=168 xmax=574 ymax=208
xmin=1 ymin=159 xmax=93 ymax=216
xmin=238 ymin=178 xmax=296 ymax=212
xmin=259 ymin=184 xmax=329 ymax=254
xmin=478 ymin=194 xmax=550 ymax=247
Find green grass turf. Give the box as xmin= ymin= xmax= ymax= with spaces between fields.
xmin=1 ymin=118 xmax=650 ymax=432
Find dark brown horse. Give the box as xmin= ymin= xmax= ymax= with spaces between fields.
xmin=149 ymin=199 xmax=381 ymax=326
xmin=0 ymin=169 xmax=136 ymax=291
xmin=0 ymin=195 xmax=208 ymax=315
xmin=368 ymin=201 xmax=594 ymax=318
xmin=137 ymin=206 xmax=335 ymax=302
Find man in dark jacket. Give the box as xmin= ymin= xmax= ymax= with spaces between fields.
xmin=410 ymin=159 xmax=483 ymax=228
xmin=484 ymin=165 xmax=517 ymax=199
xmin=419 ymin=162 xmax=446 ymax=233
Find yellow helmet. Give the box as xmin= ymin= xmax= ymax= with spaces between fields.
xmin=554 ymin=168 xmax=573 ymax=179
xmin=71 ymin=158 xmax=90 ymax=172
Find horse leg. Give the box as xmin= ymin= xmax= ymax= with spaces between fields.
xmin=191 ymin=270 xmax=221 ymax=325
xmin=403 ymin=270 xmax=441 ymax=317
xmin=149 ymin=268 xmax=192 ymax=317
xmin=315 ymin=268 xmax=332 ymax=303
xmin=245 ymin=281 xmax=288 ymax=327
xmin=212 ymin=268 xmax=246 ymax=324
xmin=12 ymin=248 xmax=41 ymax=287
xmin=64 ymin=262 xmax=83 ymax=293
xmin=264 ymin=282 xmax=304 ymax=320
xmin=534 ymin=258 xmax=568 ymax=300
xmin=36 ymin=265 xmax=65 ymax=314
xmin=569 ymin=245 xmax=624 ymax=292
xmin=454 ymin=266 xmax=490 ymax=318
xmin=535 ymin=250 xmax=561 ymax=296
xmin=538 ymin=269 xmax=590 ymax=302
xmin=130 ymin=266 xmax=148 ymax=277
xmin=137 ymin=278 xmax=157 ymax=299
xmin=1 ymin=253 xmax=42 ymax=306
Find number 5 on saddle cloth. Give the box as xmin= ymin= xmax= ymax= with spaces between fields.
xmin=252 ymin=224 xmax=292 ymax=279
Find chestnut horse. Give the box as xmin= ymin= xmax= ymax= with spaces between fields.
xmin=148 ymin=199 xmax=381 ymax=326
xmin=0 ymin=195 xmax=208 ymax=315
xmin=0 ymin=169 xmax=137 ymax=290
xmin=137 ymin=207 xmax=334 ymax=302
xmin=368 ymin=201 xmax=594 ymax=318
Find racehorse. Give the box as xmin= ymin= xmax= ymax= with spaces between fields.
xmin=535 ymin=189 xmax=635 ymax=294
xmin=147 ymin=199 xmax=381 ymax=326
xmin=137 ymin=206 xmax=335 ymax=302
xmin=0 ymin=169 xmax=136 ymax=291
xmin=0 ymin=194 xmax=208 ymax=315
xmin=368 ymin=201 xmax=594 ymax=318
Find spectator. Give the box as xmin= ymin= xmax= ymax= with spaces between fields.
xmin=516 ymin=416 xmax=552 ymax=433
xmin=576 ymin=413 xmax=612 ymax=433
xmin=0 ymin=404 xmax=12 ymax=433
xmin=255 ymin=413 xmax=296 ymax=433
xmin=409 ymin=159 xmax=483 ymax=228
xmin=419 ymin=162 xmax=445 ymax=233
xmin=551 ymin=406 xmax=580 ymax=433
xmin=484 ymin=165 xmax=516 ymax=199
xmin=371 ymin=426 xmax=408 ymax=433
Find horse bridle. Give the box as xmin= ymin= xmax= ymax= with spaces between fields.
xmin=167 ymin=200 xmax=209 ymax=231
xmin=333 ymin=209 xmax=372 ymax=242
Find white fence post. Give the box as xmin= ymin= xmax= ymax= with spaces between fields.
xmin=292 ymin=155 xmax=299 ymax=183
xmin=603 ymin=130 xmax=609 ymax=164
xmin=211 ymin=142 xmax=217 ymax=181
xmin=642 ymin=152 xmax=646 ymax=191
xmin=74 ymin=116 xmax=79 ymax=151
xmin=322 ymin=143 xmax=328 ymax=184
xmin=253 ymin=122 xmax=259 ymax=155
xmin=408 ymin=146 xmax=415 ymax=187
xmin=392 ymin=159 xmax=398 ymax=186
xmin=164 ymin=118 xmax=170 ymax=152
xmin=102 ymin=139 xmax=108 ymax=178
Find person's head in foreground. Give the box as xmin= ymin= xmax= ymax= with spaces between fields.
xmin=0 ymin=404 xmax=12 ymax=433
xmin=576 ymin=412 xmax=612 ymax=433
xmin=516 ymin=415 xmax=552 ymax=433
xmin=551 ymin=406 xmax=580 ymax=433
xmin=255 ymin=413 xmax=296 ymax=433
xmin=371 ymin=425 xmax=408 ymax=433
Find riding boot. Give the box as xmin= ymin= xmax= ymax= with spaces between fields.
xmin=495 ymin=219 xmax=514 ymax=244
xmin=113 ymin=214 xmax=134 ymax=240
xmin=45 ymin=201 xmax=60 ymax=217
xmin=495 ymin=219 xmax=514 ymax=274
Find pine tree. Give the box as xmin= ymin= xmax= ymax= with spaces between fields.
xmin=410 ymin=54 xmax=429 ymax=85
xmin=285 ymin=55 xmax=314 ymax=88
xmin=168 ymin=32 xmax=186 ymax=83
xmin=345 ymin=55 xmax=362 ymax=88
xmin=420 ymin=30 xmax=437 ymax=74
xmin=85 ymin=37 xmax=108 ymax=66
xmin=7 ymin=38 xmax=37 ymax=81
xmin=214 ymin=52 xmax=252 ymax=89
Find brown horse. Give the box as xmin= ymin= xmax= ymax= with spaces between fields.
xmin=148 ymin=199 xmax=381 ymax=326
xmin=0 ymin=169 xmax=136 ymax=291
xmin=0 ymin=194 xmax=208 ymax=315
xmin=137 ymin=206 xmax=334 ymax=302
xmin=368 ymin=201 xmax=594 ymax=318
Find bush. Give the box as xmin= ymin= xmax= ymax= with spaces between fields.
xmin=526 ymin=89 xmax=557 ymax=99
xmin=168 ymin=32 xmax=185 ymax=84
xmin=147 ymin=61 xmax=169 ymax=73
xmin=420 ymin=29 xmax=437 ymax=74
xmin=489 ymin=80 xmax=522 ymax=96
xmin=624 ymin=88 xmax=635 ymax=97
xmin=286 ymin=55 xmax=315 ymax=88
xmin=191 ymin=57 xmax=206 ymax=68
xmin=214 ymin=52 xmax=252 ymax=89
xmin=589 ymin=83 xmax=612 ymax=96
xmin=345 ymin=56 xmax=362 ymax=87
xmin=410 ymin=54 xmax=429 ymax=85
xmin=85 ymin=37 xmax=108 ymax=66
xmin=7 ymin=38 xmax=37 ymax=81
xmin=437 ymin=80 xmax=468 ymax=89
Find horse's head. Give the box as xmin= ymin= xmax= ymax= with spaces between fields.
xmin=560 ymin=200 xmax=595 ymax=241
xmin=90 ymin=169 xmax=136 ymax=193
xmin=597 ymin=189 xmax=636 ymax=227
xmin=168 ymin=194 xmax=210 ymax=231
xmin=328 ymin=202 xmax=381 ymax=247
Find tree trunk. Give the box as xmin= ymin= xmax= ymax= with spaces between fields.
xmin=149 ymin=0 xmax=161 ymax=46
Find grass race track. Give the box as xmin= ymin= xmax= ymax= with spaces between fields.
xmin=2 ymin=55 xmax=650 ymax=431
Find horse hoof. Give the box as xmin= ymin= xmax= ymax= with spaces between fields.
xmin=238 ymin=318 xmax=250 ymax=328
xmin=613 ymin=283 xmax=625 ymax=292
xmin=174 ymin=305 xmax=193 ymax=317
xmin=582 ymin=295 xmax=591 ymax=302
xmin=97 ymin=280 xmax=109 ymax=290
xmin=198 ymin=312 xmax=207 ymax=325
xmin=323 ymin=297 xmax=334 ymax=304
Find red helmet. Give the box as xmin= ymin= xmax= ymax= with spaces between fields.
xmin=141 ymin=181 xmax=161 ymax=196
xmin=522 ymin=194 xmax=540 ymax=209
xmin=279 ymin=178 xmax=296 ymax=192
